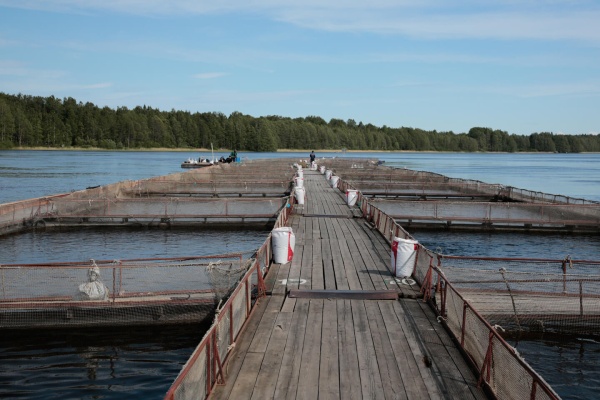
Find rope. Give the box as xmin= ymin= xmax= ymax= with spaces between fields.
xmin=499 ymin=267 xmax=522 ymax=332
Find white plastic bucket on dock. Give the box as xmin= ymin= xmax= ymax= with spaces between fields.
xmin=294 ymin=176 xmax=304 ymax=188
xmin=391 ymin=237 xmax=419 ymax=278
xmin=296 ymin=169 xmax=304 ymax=178
xmin=346 ymin=189 xmax=358 ymax=206
xmin=325 ymin=169 xmax=333 ymax=180
xmin=310 ymin=161 xmax=317 ymax=171
xmin=295 ymin=187 xmax=305 ymax=205
xmin=329 ymin=175 xmax=339 ymax=188
xmin=319 ymin=166 xmax=326 ymax=174
xmin=272 ymin=227 xmax=295 ymax=264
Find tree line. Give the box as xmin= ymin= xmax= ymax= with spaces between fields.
xmin=0 ymin=92 xmax=598 ymax=153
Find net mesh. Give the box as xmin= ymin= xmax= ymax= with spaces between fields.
xmin=0 ymin=254 xmax=251 ymax=329
xmin=437 ymin=257 xmax=600 ymax=335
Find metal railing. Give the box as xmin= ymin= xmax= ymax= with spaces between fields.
xmin=164 ymin=195 xmax=293 ymax=399
xmin=338 ymin=176 xmax=560 ymax=399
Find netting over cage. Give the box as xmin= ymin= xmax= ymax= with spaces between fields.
xmin=0 ymin=253 xmax=254 ymax=329
xmin=435 ymin=256 xmax=600 ymax=335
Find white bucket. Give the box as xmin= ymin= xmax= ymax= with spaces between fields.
xmin=296 ymin=169 xmax=304 ymax=178
xmin=295 ymin=187 xmax=305 ymax=205
xmin=346 ymin=189 xmax=358 ymax=206
xmin=325 ymin=169 xmax=333 ymax=180
xmin=272 ymin=227 xmax=295 ymax=264
xmin=329 ymin=175 xmax=339 ymax=188
xmin=294 ymin=176 xmax=304 ymax=188
xmin=391 ymin=237 xmax=419 ymax=278
xmin=319 ymin=166 xmax=326 ymax=174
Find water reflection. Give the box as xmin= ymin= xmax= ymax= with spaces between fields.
xmin=0 ymin=324 xmax=207 ymax=399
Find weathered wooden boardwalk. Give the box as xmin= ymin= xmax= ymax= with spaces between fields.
xmin=208 ymin=170 xmax=488 ymax=400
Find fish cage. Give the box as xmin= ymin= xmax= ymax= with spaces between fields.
xmin=426 ymin=255 xmax=600 ymax=336
xmin=0 ymin=253 xmax=253 ymax=329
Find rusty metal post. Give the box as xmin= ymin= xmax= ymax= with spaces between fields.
xmin=256 ymin=257 xmax=266 ymax=298
xmin=421 ymin=261 xmax=433 ymax=302
xmin=477 ymin=331 xmax=494 ymax=388
xmin=530 ymin=380 xmax=538 ymax=400
xmin=440 ymin=280 xmax=447 ymax=318
xmin=213 ymin=331 xmax=225 ymax=385
xmin=461 ymin=301 xmax=468 ymax=346
xmin=206 ymin=338 xmax=212 ymax=396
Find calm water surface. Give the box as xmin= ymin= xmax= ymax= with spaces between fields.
xmin=1 ymin=150 xmax=599 ymax=399
xmin=0 ymin=324 xmax=210 ymax=400
xmin=1 ymin=150 xmax=599 ymax=203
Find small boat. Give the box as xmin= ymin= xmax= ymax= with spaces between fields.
xmin=181 ymin=143 xmax=216 ymax=169
xmin=181 ymin=158 xmax=214 ymax=168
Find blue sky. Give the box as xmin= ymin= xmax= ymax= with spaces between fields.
xmin=0 ymin=1 xmax=599 ymax=135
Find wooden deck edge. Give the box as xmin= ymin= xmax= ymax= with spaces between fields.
xmin=288 ymin=289 xmax=398 ymax=300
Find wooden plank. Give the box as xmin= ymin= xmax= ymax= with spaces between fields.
xmin=345 ymin=220 xmax=392 ymax=291
xmin=364 ymin=300 xmax=408 ymax=400
xmin=250 ymin=312 xmax=294 ymax=400
xmin=272 ymin=260 xmax=291 ymax=296
xmin=377 ymin=300 xmax=433 ymax=400
xmin=264 ymin=263 xmax=281 ymax=294
xmin=288 ymin=289 xmax=398 ymax=300
xmin=296 ymin=299 xmax=324 ymax=400
xmin=337 ymin=299 xmax=362 ymax=400
xmin=351 ymin=299 xmax=386 ymax=400
xmin=408 ymin=299 xmax=487 ymax=400
xmin=299 ymin=234 xmax=313 ymax=291
xmin=389 ymin=300 xmax=446 ymax=399
xmin=273 ymin=298 xmax=309 ymax=399
xmin=337 ymin=236 xmax=361 ymax=290
xmin=280 ymin=296 xmax=296 ymax=313
xmin=319 ymin=299 xmax=340 ymax=400
xmin=248 ymin=290 xmax=288 ymax=353
xmin=311 ymin=221 xmax=324 ymax=290
xmin=226 ymin=352 xmax=265 ymax=400
xmin=287 ymin=244 xmax=304 ymax=291
xmin=329 ymin=217 xmax=350 ymax=290
xmin=343 ymin=224 xmax=377 ymax=291
xmin=318 ymin=217 xmax=334 ymax=290
xmin=335 ymin=219 xmax=363 ymax=291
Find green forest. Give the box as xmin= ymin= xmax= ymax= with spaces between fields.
xmin=1 ymin=92 xmax=598 ymax=153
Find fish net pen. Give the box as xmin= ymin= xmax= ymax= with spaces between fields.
xmin=372 ymin=199 xmax=600 ymax=231
xmin=0 ymin=253 xmax=255 ymax=329
xmin=433 ymin=255 xmax=600 ymax=336
xmin=335 ymin=164 xmax=599 ymax=205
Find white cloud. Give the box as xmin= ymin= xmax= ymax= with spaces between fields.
xmin=0 ymin=60 xmax=66 ymax=79
xmin=2 ymin=0 xmax=599 ymax=42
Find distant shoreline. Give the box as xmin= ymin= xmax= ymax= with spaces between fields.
xmin=4 ymin=147 xmax=598 ymax=154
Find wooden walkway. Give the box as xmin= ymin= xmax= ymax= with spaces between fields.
xmin=209 ymin=170 xmax=488 ymax=400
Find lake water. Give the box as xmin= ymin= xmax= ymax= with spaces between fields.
xmin=1 ymin=150 xmax=599 ymax=399
xmin=1 ymin=150 xmax=599 ymax=204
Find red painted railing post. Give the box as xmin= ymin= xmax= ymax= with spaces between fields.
xmin=256 ymin=259 xmax=266 ymax=298
xmin=206 ymin=339 xmax=211 ymax=396
xmin=461 ymin=302 xmax=468 ymax=347
xmin=530 ymin=381 xmax=538 ymax=400
xmin=477 ymin=332 xmax=494 ymax=388
xmin=421 ymin=260 xmax=433 ymax=301
xmin=213 ymin=332 xmax=225 ymax=385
